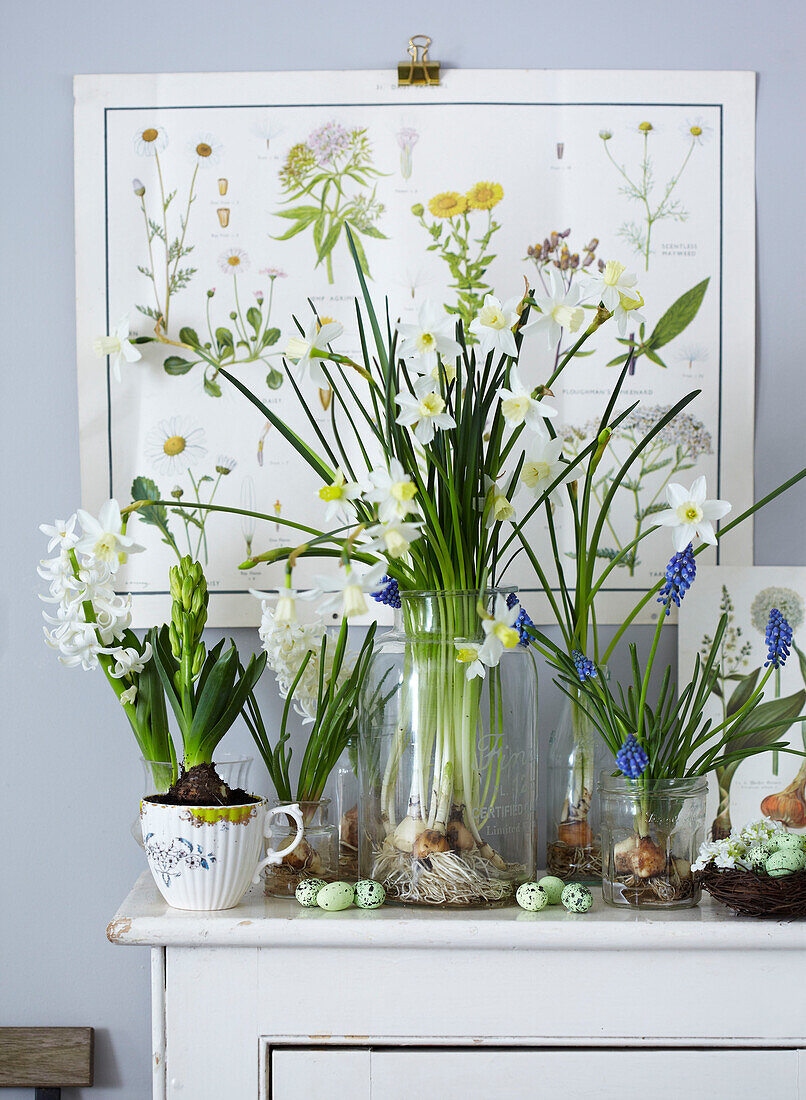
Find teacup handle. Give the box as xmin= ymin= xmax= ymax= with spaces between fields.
xmin=253 ymin=803 xmax=305 ymax=883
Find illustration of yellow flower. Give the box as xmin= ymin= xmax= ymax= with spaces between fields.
xmin=428 ymin=191 xmax=467 ymax=218
xmin=466 ymin=181 xmax=503 ymax=211
xmin=134 ymin=125 xmax=168 ymax=156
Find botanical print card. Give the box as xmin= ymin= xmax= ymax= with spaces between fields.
xmin=679 ymin=566 xmax=806 ymax=839
xmin=74 ymin=69 xmax=755 ymax=624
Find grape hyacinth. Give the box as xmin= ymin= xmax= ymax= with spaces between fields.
xmin=616 ymin=734 xmax=650 ymax=779
xmin=572 ymin=650 xmax=598 ymax=681
xmin=764 ymin=608 xmax=793 ymax=669
xmin=657 ymin=542 xmax=696 ymax=614
xmin=505 ymin=593 xmax=534 ymax=647
xmin=371 ymin=574 xmax=401 ymax=610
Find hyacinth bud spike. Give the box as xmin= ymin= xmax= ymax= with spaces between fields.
xmin=572 ymin=650 xmax=597 ymax=681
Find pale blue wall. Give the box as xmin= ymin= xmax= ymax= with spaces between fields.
xmin=2 ymin=1 xmax=805 ymax=1095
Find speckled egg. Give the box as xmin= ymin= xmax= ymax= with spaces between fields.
xmin=763 ymin=836 xmax=786 ymax=856
xmin=316 ymin=881 xmax=355 ymax=911
xmin=746 ymin=844 xmax=768 ymax=873
xmin=772 ymin=833 xmax=805 ymax=854
xmin=561 ymin=883 xmax=593 ymax=913
xmin=294 ymin=878 xmax=326 ymax=907
xmin=516 ymin=882 xmax=549 ymax=912
xmin=354 ymin=880 xmax=386 ymax=909
xmin=765 ymin=849 xmax=806 ymax=877
xmin=537 ymin=876 xmax=566 ymax=905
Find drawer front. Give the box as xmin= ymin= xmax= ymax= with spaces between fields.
xmin=271 ymin=1047 xmax=800 ymax=1100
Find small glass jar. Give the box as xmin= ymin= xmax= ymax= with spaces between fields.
xmin=328 ymin=740 xmax=359 ymax=882
xmin=263 ymin=798 xmax=338 ymax=898
xmin=600 ymin=773 xmax=707 ymax=910
xmin=131 ymin=755 xmax=253 ymax=846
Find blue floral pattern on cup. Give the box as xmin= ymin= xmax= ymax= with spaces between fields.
xmin=143 ymin=834 xmax=217 ymax=886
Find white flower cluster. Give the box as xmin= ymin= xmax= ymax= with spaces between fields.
xmin=39 ymin=502 xmax=147 ymax=679
xmin=255 ymin=599 xmax=353 ymax=723
xmin=692 ymin=818 xmax=787 ymax=872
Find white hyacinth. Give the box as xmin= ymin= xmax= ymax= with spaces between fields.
xmin=692 ymin=818 xmax=787 ymax=873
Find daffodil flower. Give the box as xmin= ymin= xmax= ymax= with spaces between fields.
xmin=286 ymin=318 xmax=344 ymax=387
xmin=586 ymin=260 xmax=639 ymax=312
xmin=519 ymin=437 xmax=579 ymax=509
xmin=613 ymin=289 xmax=645 ymax=336
xmin=306 ymin=562 xmax=388 ymax=619
xmin=365 ymin=519 xmax=422 ymax=559
xmin=497 ymin=365 xmax=557 ymax=436
xmin=317 ymin=468 xmax=361 ymax=521
xmin=469 ymin=294 xmax=520 ymax=359
xmin=365 ymin=459 xmax=419 ymax=523
xmin=396 ymin=300 xmax=461 ymax=373
xmin=454 ymin=641 xmax=487 ymax=681
xmin=521 ymin=271 xmax=585 ymax=350
xmin=93 ymin=315 xmax=142 ymax=383
xmin=75 ymin=499 xmax=145 ymax=574
xmin=482 ymin=477 xmax=516 ymax=527
xmin=395 ymin=377 xmax=456 ymax=445
xmin=250 ymin=586 xmax=306 ymax=627
xmin=655 ymin=476 xmax=732 ymax=552
xmin=479 ymin=595 xmax=521 ymax=664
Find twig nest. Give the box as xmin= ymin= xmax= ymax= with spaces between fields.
xmin=478 ymin=843 xmax=507 ymax=870
xmin=561 ymin=882 xmax=593 ymax=913
xmin=629 ymin=837 xmax=667 ymax=879
xmin=412 ymin=830 xmax=451 ymax=861
xmin=447 ymin=819 xmax=475 ymax=853
xmin=392 ymin=815 xmax=428 ymax=853
xmin=765 ymin=849 xmax=806 ymax=877
xmin=516 ymin=882 xmax=548 ymax=912
xmin=295 ymin=878 xmax=326 ymax=908
xmin=558 ymin=821 xmax=594 ymax=847
xmin=354 ymin=879 xmax=386 ymax=909
xmin=537 ymin=876 xmax=566 ymax=905
xmin=316 ymin=881 xmax=355 ymax=911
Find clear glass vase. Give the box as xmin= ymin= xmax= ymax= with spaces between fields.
xmin=600 ymin=773 xmax=706 ymax=910
xmin=131 ymin=754 xmax=253 ymax=846
xmin=358 ymin=590 xmax=538 ymax=909
xmin=546 ymin=683 xmax=613 ymax=883
xmin=327 ymin=739 xmax=359 ymax=882
xmin=263 ymin=799 xmax=339 ymax=898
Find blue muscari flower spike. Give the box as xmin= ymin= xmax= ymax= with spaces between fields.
xmin=616 ymin=734 xmax=650 ymax=779
xmin=506 ymin=592 xmax=519 ymax=610
xmin=657 ymin=542 xmax=696 ymax=615
xmin=371 ymin=575 xmax=401 ymax=610
xmin=764 ymin=608 xmax=793 ymax=669
xmin=515 ymin=606 xmax=534 ymax=647
xmin=572 ymin=650 xmax=598 ymax=681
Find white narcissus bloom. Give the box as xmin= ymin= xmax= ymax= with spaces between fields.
xmin=479 ymin=595 xmax=521 ymax=664
xmin=365 ymin=520 xmax=422 ymax=559
xmin=365 ymin=459 xmax=418 ymax=523
xmin=396 ymin=301 xmax=461 ymax=373
xmin=483 ymin=478 xmax=515 ymax=528
xmin=655 ymin=476 xmax=731 ymax=553
xmin=104 ymin=643 xmax=153 ymax=679
xmin=395 ymin=377 xmax=456 ymax=445
xmin=307 ymin=561 xmax=388 ymax=619
xmin=613 ymin=288 xmax=645 ymax=336
xmin=317 ymin=468 xmax=361 ymax=521
xmin=519 ymin=436 xmax=579 ymax=509
xmin=93 ymin=315 xmax=142 ymax=383
xmin=522 ymin=271 xmax=585 ymax=350
xmin=454 ymin=641 xmax=487 ymax=681
xmin=586 ymin=260 xmax=639 ymax=312
xmin=469 ymin=294 xmax=520 ymax=359
xmin=497 ymin=366 xmax=557 ymax=436
xmin=286 ymin=318 xmax=344 ymax=387
xmin=75 ymin=499 xmax=145 ymax=574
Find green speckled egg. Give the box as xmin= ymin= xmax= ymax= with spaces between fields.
xmin=516 ymin=882 xmax=548 ymax=912
xmin=316 ymin=881 xmax=355 ymax=910
xmin=537 ymin=876 xmax=566 ymax=905
xmin=561 ymin=882 xmax=593 ymax=913
xmin=765 ymin=849 xmax=806 ymax=877
xmin=773 ymin=833 xmax=804 ymax=854
xmin=763 ymin=836 xmax=785 ymax=856
xmin=354 ymin=880 xmax=386 ymax=909
xmin=746 ymin=844 xmax=768 ymax=873
xmin=294 ymin=878 xmax=326 ymax=907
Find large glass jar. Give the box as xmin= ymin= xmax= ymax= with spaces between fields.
xmin=327 ymin=739 xmax=359 ymax=882
xmin=358 ymin=590 xmax=538 ymax=908
xmin=263 ymin=798 xmax=338 ymax=898
xmin=600 ymin=773 xmax=707 ymax=910
xmin=546 ymin=684 xmax=613 ymax=883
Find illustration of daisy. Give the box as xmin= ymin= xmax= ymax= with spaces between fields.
xmin=188 ymin=133 xmax=223 ymax=165
xmin=218 ymin=248 xmax=250 ymax=275
xmin=133 ymin=125 xmax=168 ymax=156
xmin=145 ymin=417 xmax=207 ymax=475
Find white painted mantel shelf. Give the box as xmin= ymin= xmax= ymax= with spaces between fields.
xmin=110 ymin=872 xmax=806 ymax=1099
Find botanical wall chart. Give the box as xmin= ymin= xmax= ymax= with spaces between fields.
xmin=74 ymin=70 xmax=755 ymax=625
xmin=679 ymin=566 xmax=806 ymax=840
